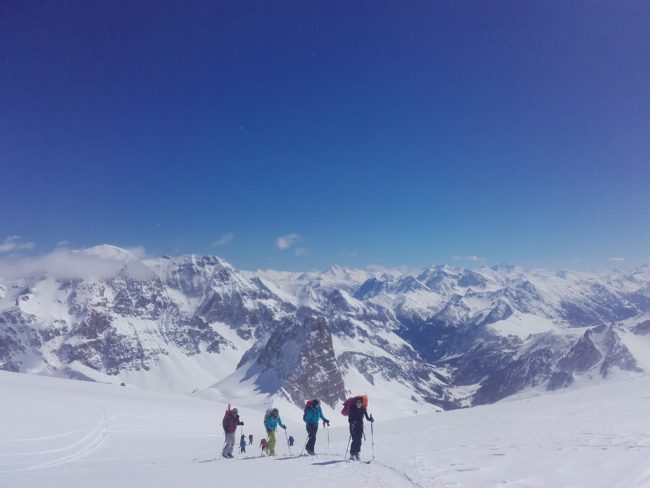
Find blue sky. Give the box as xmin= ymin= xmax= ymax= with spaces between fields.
xmin=1 ymin=1 xmax=649 ymax=270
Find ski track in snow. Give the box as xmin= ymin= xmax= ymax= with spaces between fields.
xmin=0 ymin=404 xmax=109 ymax=473
xmin=615 ymin=458 xmax=650 ymax=488
xmin=0 ymin=430 xmax=95 ymax=443
xmin=371 ymin=460 xmax=427 ymax=488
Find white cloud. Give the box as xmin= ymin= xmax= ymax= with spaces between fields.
xmin=276 ymin=233 xmax=301 ymax=250
xmin=453 ymin=255 xmax=484 ymax=262
xmin=0 ymin=245 xmax=153 ymax=281
xmin=0 ymin=235 xmax=35 ymax=253
xmin=214 ymin=233 xmax=234 ymax=247
xmin=609 ymin=257 xmax=626 ymax=262
xmin=295 ymin=247 xmax=311 ymax=257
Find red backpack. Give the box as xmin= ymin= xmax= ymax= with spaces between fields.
xmin=303 ymin=399 xmax=315 ymax=421
xmin=341 ymin=395 xmax=368 ymax=416
xmin=222 ymin=404 xmax=238 ymax=433
xmin=222 ymin=410 xmax=235 ymax=432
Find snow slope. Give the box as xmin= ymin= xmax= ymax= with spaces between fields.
xmin=1 ymin=371 xmax=650 ymax=488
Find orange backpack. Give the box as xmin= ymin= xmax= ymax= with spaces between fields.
xmin=341 ymin=394 xmax=368 ymax=416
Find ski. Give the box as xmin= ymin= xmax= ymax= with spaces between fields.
xmin=275 ymin=454 xmax=311 ymax=460
xmin=194 ymin=457 xmax=221 ymax=463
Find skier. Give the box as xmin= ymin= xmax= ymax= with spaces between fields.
xmin=303 ymin=399 xmax=330 ymax=455
xmin=222 ymin=407 xmax=244 ymax=458
xmin=239 ymin=434 xmax=247 ymax=453
xmin=288 ymin=435 xmax=294 ymax=447
xmin=248 ymin=433 xmax=253 ymax=445
xmin=348 ymin=396 xmax=373 ymax=460
xmin=263 ymin=408 xmax=287 ymax=456
xmin=260 ymin=437 xmax=268 ymax=454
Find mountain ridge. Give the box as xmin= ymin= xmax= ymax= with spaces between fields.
xmin=1 ymin=246 xmax=649 ymax=417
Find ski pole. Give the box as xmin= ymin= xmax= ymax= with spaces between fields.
xmin=344 ymin=433 xmax=351 ymax=459
xmin=326 ymin=423 xmax=330 ymax=453
xmin=285 ymin=429 xmax=292 ymax=456
xmin=370 ymin=418 xmax=375 ymax=460
xmin=299 ymin=437 xmax=309 ymax=456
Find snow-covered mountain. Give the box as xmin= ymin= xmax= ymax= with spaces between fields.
xmin=1 ymin=245 xmax=649 ymax=415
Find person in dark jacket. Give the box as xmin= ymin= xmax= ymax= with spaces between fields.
xmin=248 ymin=434 xmax=253 ymax=445
xmin=222 ymin=407 xmax=244 ymax=458
xmin=288 ymin=435 xmax=294 ymax=447
xmin=303 ymin=399 xmax=330 ymax=455
xmin=347 ymin=397 xmax=373 ymax=460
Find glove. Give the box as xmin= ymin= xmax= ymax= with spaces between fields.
xmin=369 ymin=415 xmax=375 ymax=423
xmin=324 ymin=420 xmax=330 ymax=426
xmin=240 ymin=422 xmax=245 ymax=426
xmin=282 ymin=425 xmax=287 ymax=430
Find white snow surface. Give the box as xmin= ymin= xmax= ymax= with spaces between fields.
xmin=487 ymin=312 xmax=560 ymax=339
xmin=2 ymin=371 xmax=650 ymax=488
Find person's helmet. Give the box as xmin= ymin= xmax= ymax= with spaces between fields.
xmin=272 ymin=408 xmax=279 ymax=416
xmin=312 ymin=399 xmax=319 ymax=407
xmin=232 ymin=408 xmax=238 ymax=413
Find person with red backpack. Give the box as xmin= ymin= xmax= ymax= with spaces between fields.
xmin=303 ymin=399 xmax=330 ymax=455
xmin=344 ymin=396 xmax=374 ymax=461
xmin=222 ymin=407 xmax=244 ymax=458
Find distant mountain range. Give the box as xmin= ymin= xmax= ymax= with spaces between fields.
xmin=1 ymin=245 xmax=649 ymax=417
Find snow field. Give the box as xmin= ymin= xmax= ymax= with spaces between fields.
xmin=2 ymin=371 xmax=650 ymax=487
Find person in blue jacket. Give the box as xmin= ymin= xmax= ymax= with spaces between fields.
xmin=239 ymin=434 xmax=247 ymax=453
xmin=303 ymin=399 xmax=330 ymax=455
xmin=263 ymin=408 xmax=287 ymax=456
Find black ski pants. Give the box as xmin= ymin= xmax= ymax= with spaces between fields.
xmin=305 ymin=423 xmax=318 ymax=452
xmin=349 ymin=421 xmax=364 ymax=455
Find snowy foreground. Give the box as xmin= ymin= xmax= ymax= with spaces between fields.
xmin=1 ymin=372 xmax=650 ymax=487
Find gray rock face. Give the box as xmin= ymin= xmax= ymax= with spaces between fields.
xmin=473 ymin=334 xmax=569 ymax=404
xmin=354 ymin=278 xmax=387 ymax=300
xmin=547 ymin=324 xmax=641 ymax=390
xmin=632 ymin=320 xmax=650 ymax=335
xmin=597 ymin=325 xmax=641 ymax=377
xmin=482 ymin=301 xmax=514 ymax=325
xmin=557 ymin=331 xmax=604 ymax=375
xmin=0 ymin=308 xmax=42 ymax=372
xmin=248 ymin=311 xmax=345 ymax=408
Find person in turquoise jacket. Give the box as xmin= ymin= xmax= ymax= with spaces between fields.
xmin=263 ymin=408 xmax=286 ymax=456
xmin=303 ymin=399 xmax=330 ymax=455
